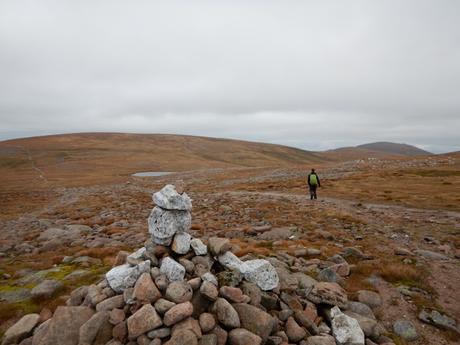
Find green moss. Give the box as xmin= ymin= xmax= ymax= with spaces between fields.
xmin=45 ymin=265 xmax=77 ymax=281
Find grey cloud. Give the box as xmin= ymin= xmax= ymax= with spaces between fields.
xmin=0 ymin=0 xmax=459 ymax=153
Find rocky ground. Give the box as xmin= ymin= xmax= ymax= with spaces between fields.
xmin=0 ymin=156 xmax=459 ymax=344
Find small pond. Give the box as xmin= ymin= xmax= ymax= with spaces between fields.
xmin=131 ymin=171 xmax=174 ymax=177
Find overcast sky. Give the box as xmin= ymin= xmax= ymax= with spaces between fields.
xmin=0 ymin=1 xmax=459 ymax=153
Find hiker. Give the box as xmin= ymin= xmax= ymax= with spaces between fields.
xmin=307 ymin=168 xmax=321 ymax=200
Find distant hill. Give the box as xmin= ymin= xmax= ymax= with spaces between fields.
xmin=0 ymin=133 xmax=325 ymax=189
xmin=356 ymin=142 xmax=432 ymax=156
xmin=323 ymin=141 xmax=432 ymax=161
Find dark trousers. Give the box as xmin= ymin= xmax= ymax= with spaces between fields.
xmin=309 ymin=185 xmax=317 ymax=199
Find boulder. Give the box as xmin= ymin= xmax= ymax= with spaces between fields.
xmin=330 ymin=306 xmax=365 ymax=345
xmin=106 ymin=261 xmax=150 ymax=293
xmin=155 ymin=298 xmax=176 ymax=314
xmin=219 ymin=286 xmax=245 ymax=303
xmin=153 ymin=184 xmax=192 ymax=211
xmin=36 ymin=306 xmax=95 ymax=345
xmin=218 ymin=252 xmax=244 ymax=271
xmin=127 ymin=304 xmax=162 ymax=339
xmin=160 ymin=257 xmax=186 ymax=282
xmin=2 ymin=314 xmax=40 ymax=345
xmin=172 ymin=233 xmax=192 ymax=254
xmin=307 ymin=282 xmax=348 ymax=308
xmin=228 ymin=328 xmax=262 ymax=345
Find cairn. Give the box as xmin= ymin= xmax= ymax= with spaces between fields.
xmin=2 ymin=184 xmax=375 ymax=345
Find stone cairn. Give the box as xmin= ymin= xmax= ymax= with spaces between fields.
xmin=2 ymin=184 xmax=376 ymax=345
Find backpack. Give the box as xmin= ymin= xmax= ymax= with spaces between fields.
xmin=309 ymin=174 xmax=318 ymax=186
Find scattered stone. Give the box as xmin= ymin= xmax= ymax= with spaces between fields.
xmin=415 ymin=249 xmax=449 ymax=261
xmin=160 ymin=257 xmax=186 ymax=282
xmin=331 ymin=306 xmax=365 ymax=345
xmin=393 ymin=320 xmax=418 ymax=341
xmin=357 ymin=290 xmax=382 ymax=309
xmin=31 ymin=280 xmax=63 ymax=299
xmin=418 ymin=309 xmax=459 ymax=333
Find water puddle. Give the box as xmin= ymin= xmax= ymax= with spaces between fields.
xmin=131 ymin=171 xmax=174 ymax=177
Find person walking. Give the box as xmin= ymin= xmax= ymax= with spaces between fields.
xmin=307 ymin=168 xmax=321 ymax=200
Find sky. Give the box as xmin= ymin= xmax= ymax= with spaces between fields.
xmin=0 ymin=0 xmax=459 ymax=153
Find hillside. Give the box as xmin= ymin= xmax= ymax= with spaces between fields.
xmin=0 ymin=133 xmax=325 ymax=190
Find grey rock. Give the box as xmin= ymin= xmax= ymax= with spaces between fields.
xmin=31 ymin=280 xmax=63 ymax=299
xmin=218 ymin=252 xmax=244 ymax=271
xmin=243 ymin=259 xmax=279 ymax=291
xmin=418 ymin=309 xmax=459 ymax=333
xmin=393 ymin=320 xmax=418 ymax=341
xmin=201 ymin=272 xmax=218 ymax=286
xmin=331 ymin=306 xmax=365 ymax=345
xmin=172 ymin=233 xmax=192 ymax=254
xmin=191 ymin=239 xmax=208 ymax=255
xmin=160 ymin=257 xmax=186 ymax=282
xmin=153 ymin=184 xmax=192 ymax=211
xmin=106 ymin=261 xmax=150 ymax=293
xmin=148 ymin=207 xmax=191 ymax=244
xmin=415 ymin=249 xmax=449 ymax=261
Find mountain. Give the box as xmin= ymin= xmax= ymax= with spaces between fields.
xmin=356 ymin=142 xmax=432 ymax=156
xmin=0 ymin=133 xmax=325 ymax=189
